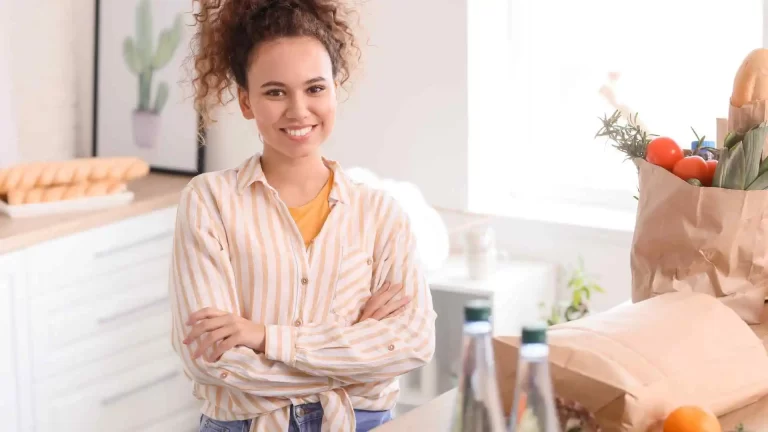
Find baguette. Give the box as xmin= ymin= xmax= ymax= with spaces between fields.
xmin=0 ymin=157 xmax=149 ymax=194
xmin=731 ymin=48 xmax=768 ymax=107
xmin=5 ymin=181 xmax=127 ymax=206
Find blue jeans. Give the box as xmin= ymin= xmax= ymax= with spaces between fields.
xmin=199 ymin=402 xmax=393 ymax=432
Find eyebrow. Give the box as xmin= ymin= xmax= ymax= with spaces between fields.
xmin=260 ymin=77 xmax=327 ymax=88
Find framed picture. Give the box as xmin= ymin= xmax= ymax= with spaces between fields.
xmin=93 ymin=0 xmax=204 ymax=175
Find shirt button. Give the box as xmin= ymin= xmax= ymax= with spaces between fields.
xmin=295 ymin=319 xmax=303 ymax=327
xmin=220 ymin=371 xmax=229 ymax=379
xmin=301 ymin=277 xmax=309 ymax=285
xmin=366 ymin=258 xmax=373 ymax=265
xmin=388 ymin=344 xmax=395 ymax=351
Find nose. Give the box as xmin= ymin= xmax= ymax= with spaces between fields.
xmin=285 ymin=94 xmax=311 ymax=120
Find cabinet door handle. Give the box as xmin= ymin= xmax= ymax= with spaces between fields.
xmin=93 ymin=230 xmax=173 ymax=259
xmin=96 ymin=295 xmax=169 ymax=326
xmin=101 ymin=370 xmax=179 ymax=406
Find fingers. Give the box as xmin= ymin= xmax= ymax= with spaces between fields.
xmin=183 ymin=314 xmax=231 ymax=344
xmin=371 ymin=295 xmax=411 ymax=321
xmin=210 ymin=336 xmax=240 ymax=362
xmin=386 ymin=305 xmax=407 ymax=319
xmin=358 ymin=281 xmax=390 ymax=322
xmin=192 ymin=326 xmax=235 ymax=360
xmin=186 ymin=307 xmax=227 ymax=325
xmin=359 ymin=282 xmax=404 ymax=322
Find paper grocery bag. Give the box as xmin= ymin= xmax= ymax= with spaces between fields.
xmin=630 ymin=157 xmax=768 ymax=323
xmin=729 ymin=100 xmax=768 ymax=149
xmin=494 ymin=293 xmax=768 ymax=432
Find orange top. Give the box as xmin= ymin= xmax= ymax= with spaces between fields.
xmin=288 ymin=170 xmax=334 ymax=246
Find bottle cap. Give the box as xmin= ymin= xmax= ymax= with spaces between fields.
xmin=521 ymin=323 xmax=548 ymax=344
xmin=464 ymin=299 xmax=491 ymax=322
xmin=691 ymin=140 xmax=716 ymax=150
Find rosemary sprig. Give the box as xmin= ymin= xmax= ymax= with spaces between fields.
xmin=595 ymin=110 xmax=657 ymax=161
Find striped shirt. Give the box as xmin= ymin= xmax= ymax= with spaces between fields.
xmin=169 ymin=153 xmax=437 ymax=431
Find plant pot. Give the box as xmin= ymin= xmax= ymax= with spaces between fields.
xmin=132 ymin=110 xmax=161 ymax=149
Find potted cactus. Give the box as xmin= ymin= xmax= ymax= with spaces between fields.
xmin=123 ymin=0 xmax=183 ymax=149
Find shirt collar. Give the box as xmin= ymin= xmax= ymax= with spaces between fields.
xmin=235 ymin=153 xmax=351 ymax=204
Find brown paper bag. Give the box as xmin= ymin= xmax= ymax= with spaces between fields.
xmin=630 ymin=156 xmax=768 ymax=324
xmin=729 ymin=100 xmax=768 ymax=141
xmin=494 ymin=292 xmax=768 ymax=432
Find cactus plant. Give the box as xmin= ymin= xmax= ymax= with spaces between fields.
xmin=123 ymin=0 xmax=182 ymax=114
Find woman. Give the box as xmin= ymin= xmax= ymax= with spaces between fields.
xmin=169 ymin=1 xmax=437 ymax=431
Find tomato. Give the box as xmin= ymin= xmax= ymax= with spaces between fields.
xmin=646 ymin=137 xmax=684 ymax=170
xmin=701 ymin=159 xmax=718 ymax=186
xmin=672 ymin=156 xmax=709 ymax=183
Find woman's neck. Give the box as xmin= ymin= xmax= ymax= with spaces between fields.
xmin=259 ymin=148 xmax=331 ymax=207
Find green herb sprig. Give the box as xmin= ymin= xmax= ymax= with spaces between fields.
xmin=595 ymin=110 xmax=657 ymax=160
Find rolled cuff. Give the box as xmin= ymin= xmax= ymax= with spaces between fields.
xmin=265 ymin=324 xmax=298 ymax=366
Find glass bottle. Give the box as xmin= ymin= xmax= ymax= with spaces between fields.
xmin=450 ymin=300 xmax=506 ymax=432
xmin=508 ymin=324 xmax=561 ymax=432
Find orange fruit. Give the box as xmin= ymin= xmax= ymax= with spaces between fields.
xmin=663 ymin=406 xmax=721 ymax=432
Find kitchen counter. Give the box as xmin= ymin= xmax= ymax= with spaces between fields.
xmin=377 ymin=319 xmax=768 ymax=432
xmin=376 ymin=388 xmax=768 ymax=431
xmin=0 ymin=173 xmax=191 ymax=255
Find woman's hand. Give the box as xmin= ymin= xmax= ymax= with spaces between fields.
xmin=183 ymin=308 xmax=266 ymax=362
xmin=356 ymin=281 xmax=412 ymax=324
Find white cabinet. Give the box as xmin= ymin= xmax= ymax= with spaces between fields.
xmin=0 ymin=251 xmax=22 ymax=431
xmin=1 ymin=206 xmax=201 ymax=432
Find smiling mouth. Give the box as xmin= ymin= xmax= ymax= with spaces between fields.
xmin=280 ymin=125 xmax=316 ymax=138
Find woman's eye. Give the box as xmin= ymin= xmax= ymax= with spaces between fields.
xmin=308 ymin=85 xmax=325 ymax=94
xmin=265 ymin=89 xmax=285 ymax=97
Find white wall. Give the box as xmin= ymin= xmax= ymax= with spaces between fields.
xmin=66 ymin=0 xmax=630 ymax=310
xmin=0 ymin=7 xmax=19 ymax=168
xmin=492 ymin=219 xmax=633 ymax=312
xmin=69 ymin=0 xmax=469 ymax=210
xmin=323 ymin=0 xmax=469 ymax=210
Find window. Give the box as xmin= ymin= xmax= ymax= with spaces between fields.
xmin=468 ymin=0 xmax=764 ymax=224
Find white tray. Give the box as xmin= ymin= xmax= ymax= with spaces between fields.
xmin=0 ymin=191 xmax=135 ymax=218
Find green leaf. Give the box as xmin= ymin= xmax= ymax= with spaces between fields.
xmin=758 ymin=155 xmax=768 ymax=177
xmin=152 ymin=14 xmax=183 ymax=70
xmin=747 ymin=169 xmax=768 ymax=190
xmin=723 ymin=142 xmax=747 ymax=189
xmin=573 ymin=290 xmax=582 ymax=307
xmin=153 ymin=81 xmax=169 ymax=113
xmin=590 ymin=283 xmax=605 ymax=293
xmin=742 ymin=125 xmax=766 ymax=187
xmin=712 ymin=146 xmax=730 ymax=188
xmin=136 ymin=0 xmax=153 ymax=70
xmin=123 ymin=38 xmax=141 ymax=74
xmin=724 ymin=132 xmax=744 ymax=149
xmin=580 ymin=287 xmax=591 ymax=300
xmin=138 ymin=71 xmax=152 ymax=111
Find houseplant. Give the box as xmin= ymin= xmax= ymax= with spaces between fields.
xmin=541 ymin=257 xmax=605 ymax=327
xmin=123 ymin=0 xmax=183 ymax=149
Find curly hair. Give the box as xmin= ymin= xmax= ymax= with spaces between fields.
xmin=189 ymin=0 xmax=361 ymax=129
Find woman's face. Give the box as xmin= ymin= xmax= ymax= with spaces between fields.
xmin=238 ymin=36 xmax=337 ymax=160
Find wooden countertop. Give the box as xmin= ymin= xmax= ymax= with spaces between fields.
xmin=0 ymin=173 xmax=191 ymax=255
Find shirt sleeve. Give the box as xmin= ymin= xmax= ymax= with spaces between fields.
xmin=264 ymin=198 xmax=437 ymax=384
xmin=170 ymin=183 xmax=341 ymax=397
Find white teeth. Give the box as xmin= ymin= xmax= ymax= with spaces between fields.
xmin=285 ymin=126 xmax=312 ymax=137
